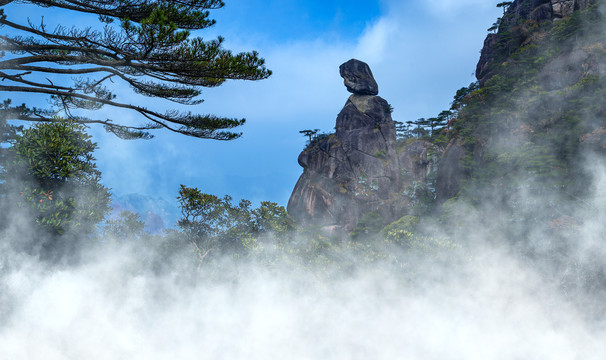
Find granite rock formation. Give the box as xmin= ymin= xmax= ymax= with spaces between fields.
xmin=551 ymin=0 xmax=588 ymax=17
xmin=399 ymin=140 xmax=440 ymax=184
xmin=435 ymin=138 xmax=467 ymax=203
xmin=288 ymin=59 xmax=401 ymax=233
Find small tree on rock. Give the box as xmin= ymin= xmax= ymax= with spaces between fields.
xmin=299 ymin=129 xmax=320 ymax=144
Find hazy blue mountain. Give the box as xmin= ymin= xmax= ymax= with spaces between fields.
xmin=110 ymin=193 xmax=179 ymax=234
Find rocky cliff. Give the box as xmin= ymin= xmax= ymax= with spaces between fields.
xmin=437 ymin=0 xmax=603 ymax=203
xmin=476 ymin=0 xmax=591 ymax=86
xmin=288 ymin=60 xmax=404 ymax=233
xmin=288 ymin=59 xmax=440 ymax=233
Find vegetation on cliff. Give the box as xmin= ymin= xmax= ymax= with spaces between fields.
xmin=438 ymin=1 xmax=606 ymax=211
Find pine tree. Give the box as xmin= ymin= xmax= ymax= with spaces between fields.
xmin=0 ymin=1 xmax=271 ymax=140
xmin=394 ymin=121 xmax=406 ymax=139
xmin=2 ymin=119 xmax=111 ymax=237
xmin=431 ymin=110 xmax=451 ymax=134
xmin=496 ymin=1 xmax=513 ymax=14
xmin=299 ymin=129 xmax=320 ymax=144
xmin=411 ymin=118 xmax=429 ymax=138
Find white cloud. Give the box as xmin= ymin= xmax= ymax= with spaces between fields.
xmin=355 ymin=18 xmax=398 ymax=63
xmin=200 ymin=38 xmax=350 ymax=122
xmin=422 ymin=0 xmax=498 ymax=16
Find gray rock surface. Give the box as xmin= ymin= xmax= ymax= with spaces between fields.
xmin=476 ymin=34 xmax=498 ymax=87
xmin=538 ymin=48 xmax=593 ymax=90
xmin=551 ymin=0 xmax=576 ymax=17
xmin=339 ymin=59 xmax=379 ymax=96
xmin=436 ymin=138 xmax=467 ymax=203
xmin=288 ymin=60 xmax=399 ymax=233
xmin=398 ymin=140 xmax=439 ymax=184
xmin=531 ymin=3 xmax=553 ymax=21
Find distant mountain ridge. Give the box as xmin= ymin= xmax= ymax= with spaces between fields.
xmin=110 ymin=193 xmax=179 ymax=234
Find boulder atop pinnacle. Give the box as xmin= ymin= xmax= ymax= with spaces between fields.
xmin=339 ymin=59 xmax=379 ymax=95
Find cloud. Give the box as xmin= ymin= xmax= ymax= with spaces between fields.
xmin=1 ymin=224 xmax=605 ymax=359
xmin=422 ymin=0 xmax=498 ymax=16
xmin=200 ymin=38 xmax=351 ymax=122
xmin=355 ymin=18 xmax=398 ymax=63
xmin=343 ymin=2 xmax=501 ymax=122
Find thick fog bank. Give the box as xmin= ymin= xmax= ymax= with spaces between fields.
xmin=1 ymin=220 xmax=605 ymax=359
xmin=1 ymin=158 xmax=606 ymax=359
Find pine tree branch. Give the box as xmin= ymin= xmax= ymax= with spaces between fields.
xmin=9 ymin=65 xmax=204 ymax=103
xmin=0 ymin=84 xmax=243 ymax=139
xmin=0 ymin=18 xmax=119 ymax=53
xmin=0 ymin=35 xmax=121 ymax=60
xmin=0 ymin=70 xmax=73 ymax=90
xmin=23 ymin=0 xmax=224 ymax=29
xmin=0 ymin=0 xmax=269 ymax=140
xmin=0 ymin=53 xmax=269 ymax=82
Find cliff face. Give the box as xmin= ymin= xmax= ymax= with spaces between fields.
xmin=288 ymin=60 xmax=403 ymax=233
xmin=476 ymin=0 xmax=591 ymax=86
xmin=437 ymin=0 xmax=604 ymax=203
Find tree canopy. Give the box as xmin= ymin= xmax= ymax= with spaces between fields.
xmin=0 ymin=0 xmax=272 ymax=140
xmin=1 ymin=119 xmax=110 ymax=237
xmin=176 ymin=185 xmax=295 ymax=264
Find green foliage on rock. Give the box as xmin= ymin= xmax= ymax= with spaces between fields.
xmin=381 ymin=215 xmax=419 ymax=242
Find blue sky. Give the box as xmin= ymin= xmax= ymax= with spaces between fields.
xmin=5 ymin=0 xmax=502 ymax=217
